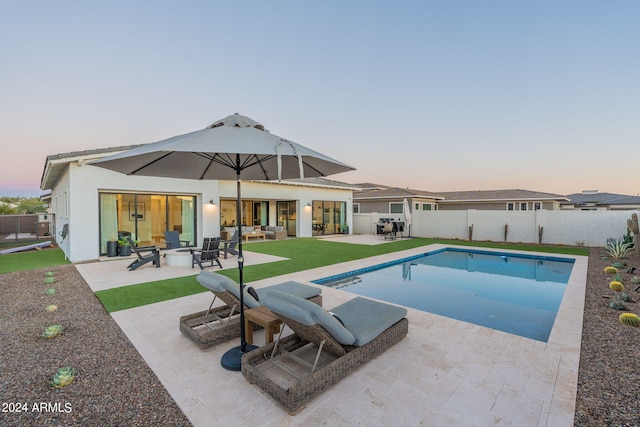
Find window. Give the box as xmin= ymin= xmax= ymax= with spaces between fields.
xmin=520 ymin=202 xmax=528 ymax=211
xmin=390 ymin=203 xmax=403 ymax=214
xmin=414 ymin=203 xmax=419 ymax=210
xmin=99 ymin=193 xmax=196 ymax=254
xmin=422 ymin=203 xmax=432 ymax=211
xmin=507 ymin=202 xmax=515 ymax=211
xmin=533 ymin=202 xmax=542 ymax=210
xmin=353 ymin=203 xmax=360 ymax=214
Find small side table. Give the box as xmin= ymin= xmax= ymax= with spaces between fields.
xmin=244 ymin=306 xmax=283 ymax=346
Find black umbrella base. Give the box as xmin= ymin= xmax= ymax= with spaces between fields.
xmin=221 ymin=344 xmax=259 ymax=371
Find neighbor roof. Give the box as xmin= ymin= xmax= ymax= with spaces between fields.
xmin=564 ymin=192 xmax=640 ymax=206
xmin=352 ymin=183 xmax=444 ymax=200
xmin=436 ymin=189 xmax=569 ymax=202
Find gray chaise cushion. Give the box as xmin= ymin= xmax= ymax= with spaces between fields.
xmin=330 ymin=297 xmax=407 ymax=346
xmin=196 ymin=270 xmax=236 ymax=293
xmin=217 ymin=276 xmax=322 ymax=309
xmin=263 ymin=290 xmax=356 ymax=345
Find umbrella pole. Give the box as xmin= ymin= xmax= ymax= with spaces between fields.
xmin=221 ymin=154 xmax=257 ymax=371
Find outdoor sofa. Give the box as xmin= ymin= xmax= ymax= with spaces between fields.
xmin=261 ymin=225 xmax=287 ymax=240
xmin=241 ymin=290 xmax=409 ymax=414
xmin=179 ymin=271 xmax=322 ymax=350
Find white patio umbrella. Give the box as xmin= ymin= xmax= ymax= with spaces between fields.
xmin=90 ymin=113 xmax=355 ymax=370
xmin=402 ymin=198 xmax=412 ymax=237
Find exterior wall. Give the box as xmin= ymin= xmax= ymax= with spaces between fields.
xmin=219 ymin=180 xmax=353 ymax=238
xmin=354 ymin=209 xmax=638 ymax=247
xmin=49 ymin=162 xmax=353 ymax=262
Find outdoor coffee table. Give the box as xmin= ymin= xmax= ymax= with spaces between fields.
xmin=244 ymin=232 xmax=266 ymax=242
xmin=244 ymin=306 xmax=282 ymax=345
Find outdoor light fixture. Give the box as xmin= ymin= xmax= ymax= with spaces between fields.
xmin=307 ymin=202 xmax=312 ymax=207
xmin=209 ymin=200 xmax=216 ymax=205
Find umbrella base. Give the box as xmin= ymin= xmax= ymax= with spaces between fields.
xmin=221 ymin=344 xmax=259 ymax=371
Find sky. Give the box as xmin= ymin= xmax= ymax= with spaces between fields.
xmin=1 ymin=1 xmax=638 ymax=198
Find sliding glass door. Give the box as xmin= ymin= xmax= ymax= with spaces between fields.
xmin=99 ymin=193 xmax=196 ymax=254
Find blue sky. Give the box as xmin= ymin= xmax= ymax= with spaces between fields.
xmin=1 ymin=1 xmax=638 ymax=197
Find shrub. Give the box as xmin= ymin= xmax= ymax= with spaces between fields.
xmin=605 ymin=239 xmax=633 ymax=260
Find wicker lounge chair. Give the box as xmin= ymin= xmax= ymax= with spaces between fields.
xmin=241 ymin=290 xmax=408 ymax=414
xmin=179 ymin=271 xmax=323 ymax=350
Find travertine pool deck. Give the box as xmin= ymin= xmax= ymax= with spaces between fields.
xmin=76 ymin=237 xmax=587 ymax=426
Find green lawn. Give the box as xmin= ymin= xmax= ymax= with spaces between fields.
xmin=94 ymin=238 xmax=587 ymax=312
xmin=0 ymin=248 xmax=69 ymax=273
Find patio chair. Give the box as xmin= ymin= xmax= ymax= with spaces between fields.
xmin=164 ymin=230 xmax=191 ymax=249
xmin=190 ymin=237 xmax=222 ymax=269
xmin=242 ymin=290 xmax=408 ymax=414
xmin=221 ymin=231 xmax=239 ymax=259
xmin=179 ymin=271 xmax=322 ymax=350
xmin=126 ymin=237 xmax=161 ymax=271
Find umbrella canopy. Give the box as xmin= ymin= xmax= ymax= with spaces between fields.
xmin=91 ymin=113 xmax=354 ymax=181
xmin=402 ymin=198 xmax=412 ymax=236
xmin=91 ymin=113 xmax=355 ymax=370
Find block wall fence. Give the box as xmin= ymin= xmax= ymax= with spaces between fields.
xmin=353 ymin=210 xmax=639 ymax=247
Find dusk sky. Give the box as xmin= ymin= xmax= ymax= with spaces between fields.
xmin=1 ymin=1 xmax=638 ymax=198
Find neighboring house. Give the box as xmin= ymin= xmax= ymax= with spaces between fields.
xmin=351 ymin=183 xmax=444 ymax=215
xmin=40 ymin=147 xmax=355 ymax=262
xmin=435 ymin=189 xmax=568 ymax=211
xmin=352 ymin=184 xmax=567 ymax=213
xmin=561 ymin=190 xmax=640 ymax=211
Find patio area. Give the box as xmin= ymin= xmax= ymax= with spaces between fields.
xmin=75 ymin=236 xmax=588 ymax=426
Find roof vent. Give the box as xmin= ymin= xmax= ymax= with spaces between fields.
xmin=581 ymin=190 xmax=598 ymax=194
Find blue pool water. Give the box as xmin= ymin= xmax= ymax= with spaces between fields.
xmin=314 ymin=248 xmax=575 ymax=342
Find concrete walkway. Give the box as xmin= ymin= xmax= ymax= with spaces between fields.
xmin=76 ymin=236 xmax=587 ymax=426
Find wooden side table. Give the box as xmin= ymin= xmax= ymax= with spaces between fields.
xmin=244 ymin=306 xmax=283 ymax=345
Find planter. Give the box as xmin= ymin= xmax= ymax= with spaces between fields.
xmin=119 ymin=245 xmax=132 ymax=257
xmin=106 ymin=241 xmax=118 ymax=257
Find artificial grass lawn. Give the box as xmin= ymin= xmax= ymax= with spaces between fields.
xmin=0 ymin=248 xmax=69 ymax=273
xmin=95 ymin=237 xmax=587 ymax=312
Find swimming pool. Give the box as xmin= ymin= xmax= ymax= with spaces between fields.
xmin=313 ymin=248 xmax=575 ymax=342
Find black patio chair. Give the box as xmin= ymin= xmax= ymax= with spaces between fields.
xmin=191 ymin=237 xmax=223 ymax=269
xmin=164 ymin=230 xmax=192 ymax=249
xmin=126 ymin=237 xmax=161 ymax=271
xmin=221 ymin=231 xmax=239 ymax=259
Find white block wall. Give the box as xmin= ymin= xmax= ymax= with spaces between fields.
xmin=354 ymin=210 xmax=638 ymax=247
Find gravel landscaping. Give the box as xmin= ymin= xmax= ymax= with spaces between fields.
xmin=1 ymin=246 xmax=638 ymax=426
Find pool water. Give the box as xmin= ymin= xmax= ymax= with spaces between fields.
xmin=314 ymin=248 xmax=575 ymax=342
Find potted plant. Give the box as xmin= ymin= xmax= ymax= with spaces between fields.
xmin=106 ymin=236 xmax=118 ymax=257
xmin=118 ymin=237 xmax=132 ymax=257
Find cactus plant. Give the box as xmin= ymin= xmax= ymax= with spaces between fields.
xmin=49 ymin=367 xmax=75 ymax=388
xmin=44 ymin=272 xmax=55 ymax=277
xmin=627 ymin=213 xmax=639 ymax=255
xmin=609 ymin=281 xmax=626 ymax=309
xmin=604 ymin=266 xmax=618 ymax=274
xmin=45 ymin=304 xmax=58 ymax=312
xmin=43 ymin=324 xmax=64 ymax=339
xmin=619 ymin=313 xmax=640 ymax=327
xmin=44 ymin=276 xmax=56 ymax=285
xmin=46 ymin=287 xmax=56 ymax=295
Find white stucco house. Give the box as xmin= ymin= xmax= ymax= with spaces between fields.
xmin=40 ymin=146 xmax=357 ymax=262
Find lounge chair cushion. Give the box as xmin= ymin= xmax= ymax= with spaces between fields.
xmin=263 ymin=290 xmax=356 ymax=345
xmin=330 ymin=297 xmax=407 ymax=346
xmin=196 ymin=270 xmax=236 ymax=293
xmin=255 ymin=281 xmax=320 ymax=301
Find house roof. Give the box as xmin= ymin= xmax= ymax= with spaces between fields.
xmin=40 ymin=145 xmax=143 ymax=191
xmin=564 ymin=192 xmax=640 ymax=206
xmin=258 ymin=177 xmax=360 ymax=190
xmin=435 ymin=189 xmax=569 ymax=203
xmin=352 ymin=183 xmax=444 ymax=201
